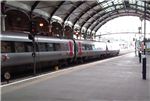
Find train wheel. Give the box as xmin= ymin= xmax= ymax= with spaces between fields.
xmin=80 ymin=58 xmax=83 ymax=63
xmin=58 ymin=62 xmax=61 ymax=68
xmin=76 ymin=61 xmax=79 ymax=64
xmin=65 ymin=60 xmax=68 ymax=66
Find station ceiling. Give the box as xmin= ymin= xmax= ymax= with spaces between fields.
xmin=4 ymin=0 xmax=150 ymax=34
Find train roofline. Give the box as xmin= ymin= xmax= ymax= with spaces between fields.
xmin=1 ymin=31 xmax=74 ymax=42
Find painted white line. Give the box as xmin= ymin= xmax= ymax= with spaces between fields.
xmin=1 ymin=53 xmax=131 ymax=88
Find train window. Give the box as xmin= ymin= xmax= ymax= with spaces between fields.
xmin=61 ymin=43 xmax=69 ymax=51
xmin=92 ymin=45 xmax=95 ymax=50
xmin=14 ymin=42 xmax=25 ymax=52
xmin=82 ymin=44 xmax=86 ymax=50
xmin=26 ymin=42 xmax=33 ymax=52
xmin=47 ymin=43 xmax=54 ymax=51
xmin=86 ymin=45 xmax=89 ymax=50
xmin=38 ymin=43 xmax=46 ymax=52
xmin=1 ymin=41 xmax=12 ymax=53
xmin=54 ymin=43 xmax=61 ymax=51
xmin=89 ymin=45 xmax=93 ymax=50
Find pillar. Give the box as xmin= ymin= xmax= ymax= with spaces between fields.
xmin=1 ymin=14 xmax=7 ymax=31
xmin=48 ymin=25 xmax=52 ymax=36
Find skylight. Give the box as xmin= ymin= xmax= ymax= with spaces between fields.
xmin=97 ymin=0 xmax=146 ymax=13
xmin=97 ymin=0 xmax=124 ymax=12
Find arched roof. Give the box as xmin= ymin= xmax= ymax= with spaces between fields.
xmin=3 ymin=0 xmax=150 ymax=34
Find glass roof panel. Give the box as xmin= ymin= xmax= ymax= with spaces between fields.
xmin=97 ymin=0 xmax=148 ymax=18
xmin=105 ymin=8 xmax=112 ymax=12
xmin=130 ymin=5 xmax=136 ymax=9
xmin=137 ymin=1 xmax=144 ymax=6
xmin=116 ymin=5 xmax=121 ymax=9
xmin=129 ymin=0 xmax=136 ymax=4
xmin=107 ymin=1 xmax=113 ymax=6
xmin=113 ymin=0 xmax=123 ymax=4
xmin=97 ymin=0 xmax=105 ymax=3
xmin=97 ymin=0 xmax=126 ymax=13
xmin=116 ymin=5 xmax=124 ymax=9
xmin=102 ymin=2 xmax=108 ymax=8
xmin=137 ymin=6 xmax=144 ymax=11
xmin=113 ymin=0 xmax=118 ymax=5
xmin=106 ymin=7 xmax=115 ymax=12
xmin=118 ymin=0 xmax=123 ymax=4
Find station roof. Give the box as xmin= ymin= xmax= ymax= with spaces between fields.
xmin=4 ymin=0 xmax=150 ymax=34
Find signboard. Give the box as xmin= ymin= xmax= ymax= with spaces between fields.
xmin=146 ymin=42 xmax=150 ymax=51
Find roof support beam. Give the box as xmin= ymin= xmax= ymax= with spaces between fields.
xmin=73 ymin=2 xmax=97 ymax=25
xmin=30 ymin=1 xmax=40 ymax=19
xmin=123 ymin=0 xmax=127 ymax=13
xmin=95 ymin=9 xmax=149 ymax=31
xmin=70 ymin=0 xmax=149 ymax=34
xmin=50 ymin=1 xmax=65 ymax=18
xmin=94 ymin=12 xmax=149 ymax=33
xmin=84 ymin=3 xmax=150 ymax=32
xmin=1 ymin=1 xmax=6 ymax=14
xmin=63 ymin=1 xmax=85 ymax=37
xmin=63 ymin=1 xmax=85 ymax=22
xmin=75 ymin=8 xmax=97 ymax=24
xmin=31 ymin=1 xmax=40 ymax=11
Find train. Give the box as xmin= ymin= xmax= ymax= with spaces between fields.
xmin=1 ymin=31 xmax=120 ymax=75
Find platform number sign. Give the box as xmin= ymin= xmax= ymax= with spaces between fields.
xmin=4 ymin=72 xmax=11 ymax=80
xmin=146 ymin=42 xmax=150 ymax=51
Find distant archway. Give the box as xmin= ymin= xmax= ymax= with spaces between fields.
xmin=51 ymin=22 xmax=62 ymax=37
xmin=33 ymin=17 xmax=49 ymax=34
xmin=5 ymin=9 xmax=29 ymax=31
xmin=64 ymin=25 xmax=73 ymax=38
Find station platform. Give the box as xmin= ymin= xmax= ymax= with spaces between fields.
xmin=1 ymin=52 xmax=150 ymax=101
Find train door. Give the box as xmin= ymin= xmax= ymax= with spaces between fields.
xmin=78 ymin=42 xmax=82 ymax=56
xmin=69 ymin=41 xmax=73 ymax=57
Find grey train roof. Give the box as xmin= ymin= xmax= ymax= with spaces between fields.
xmin=1 ymin=31 xmax=73 ymax=43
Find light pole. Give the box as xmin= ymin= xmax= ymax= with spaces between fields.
xmin=140 ymin=17 xmax=144 ymax=41
xmin=138 ymin=27 xmax=142 ymax=63
xmin=142 ymin=1 xmax=146 ymax=80
xmin=138 ymin=27 xmax=141 ymax=41
xmin=135 ymin=33 xmax=137 ymax=56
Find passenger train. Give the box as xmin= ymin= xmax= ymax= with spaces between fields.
xmin=1 ymin=31 xmax=120 ymax=75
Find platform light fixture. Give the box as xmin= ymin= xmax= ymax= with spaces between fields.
xmin=75 ymin=32 xmax=78 ymax=35
xmin=39 ymin=23 xmax=44 ymax=27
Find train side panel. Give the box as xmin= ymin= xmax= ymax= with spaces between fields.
xmin=107 ymin=42 xmax=120 ymax=56
xmin=74 ymin=40 xmax=107 ymax=62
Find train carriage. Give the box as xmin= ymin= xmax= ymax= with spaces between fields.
xmin=1 ymin=31 xmax=74 ymax=74
xmin=107 ymin=42 xmax=120 ymax=56
xmin=74 ymin=40 xmax=108 ymax=63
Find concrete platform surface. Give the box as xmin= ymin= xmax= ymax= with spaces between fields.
xmin=1 ymin=52 xmax=150 ymax=101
